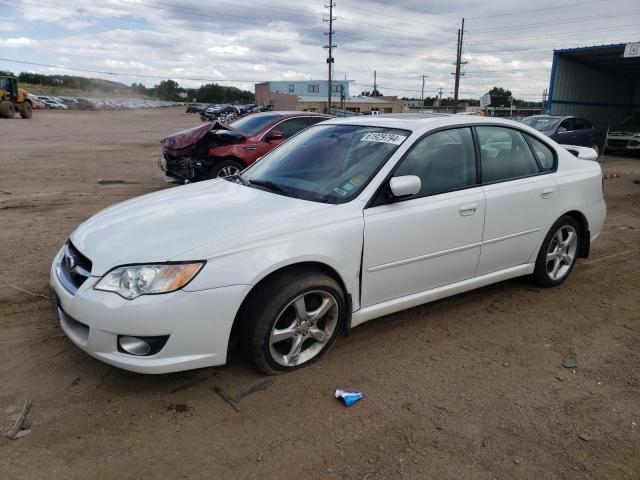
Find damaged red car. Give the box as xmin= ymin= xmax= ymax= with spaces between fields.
xmin=159 ymin=111 xmax=332 ymax=182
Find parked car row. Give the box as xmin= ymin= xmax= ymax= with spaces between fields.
xmin=519 ymin=114 xmax=640 ymax=155
xmin=29 ymin=95 xmax=183 ymax=111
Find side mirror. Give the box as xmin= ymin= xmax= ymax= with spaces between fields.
xmin=266 ymin=130 xmax=284 ymax=141
xmin=389 ymin=175 xmax=421 ymax=198
xmin=556 ymin=126 xmax=567 ymax=133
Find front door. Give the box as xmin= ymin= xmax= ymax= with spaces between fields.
xmin=361 ymin=127 xmax=485 ymax=307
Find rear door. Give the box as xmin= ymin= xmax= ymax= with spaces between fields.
xmin=476 ymin=126 xmax=561 ymax=275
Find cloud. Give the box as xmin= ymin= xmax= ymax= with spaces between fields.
xmin=0 ymin=36 xmax=38 ymax=47
xmin=1 ymin=0 xmax=638 ymax=99
xmin=0 ymin=21 xmax=17 ymax=31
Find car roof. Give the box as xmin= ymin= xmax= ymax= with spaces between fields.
xmin=253 ymin=111 xmax=332 ymax=118
xmin=320 ymin=113 xmax=542 ymax=135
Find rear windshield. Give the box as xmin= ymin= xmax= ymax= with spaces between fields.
xmin=230 ymin=114 xmax=284 ymax=135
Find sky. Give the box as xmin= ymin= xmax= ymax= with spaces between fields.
xmin=0 ymin=0 xmax=638 ymax=101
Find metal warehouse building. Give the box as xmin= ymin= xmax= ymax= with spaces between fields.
xmin=547 ymin=42 xmax=640 ymax=128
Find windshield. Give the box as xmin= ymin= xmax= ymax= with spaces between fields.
xmin=520 ymin=116 xmax=561 ymax=132
xmin=230 ymin=113 xmax=285 ymax=135
xmin=620 ymin=113 xmax=640 ymax=129
xmin=240 ymin=124 xmax=410 ymax=204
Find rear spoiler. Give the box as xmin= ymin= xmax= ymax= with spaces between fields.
xmin=561 ymin=145 xmax=599 ymax=161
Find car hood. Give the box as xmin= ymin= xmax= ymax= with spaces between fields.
xmin=161 ymin=121 xmax=245 ymax=150
xmin=609 ymin=126 xmax=640 ymax=135
xmin=70 ymin=180 xmax=333 ymax=275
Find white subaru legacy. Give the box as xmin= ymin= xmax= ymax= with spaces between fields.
xmin=50 ymin=115 xmax=606 ymax=374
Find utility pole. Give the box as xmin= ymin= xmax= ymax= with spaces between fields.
xmin=373 ymin=70 xmax=377 ymax=95
xmin=323 ymin=2 xmax=336 ymax=113
xmin=452 ymin=17 xmax=465 ymax=114
xmin=420 ymin=75 xmax=428 ymax=108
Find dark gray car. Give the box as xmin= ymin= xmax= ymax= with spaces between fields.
xmin=520 ymin=115 xmax=605 ymax=155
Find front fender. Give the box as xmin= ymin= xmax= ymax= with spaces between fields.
xmin=178 ymin=206 xmax=365 ymax=309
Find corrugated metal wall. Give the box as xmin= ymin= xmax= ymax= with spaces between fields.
xmin=550 ymin=56 xmax=635 ymax=127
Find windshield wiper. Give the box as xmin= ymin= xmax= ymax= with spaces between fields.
xmin=248 ymin=179 xmax=297 ymax=198
xmin=224 ymin=174 xmax=250 ymax=186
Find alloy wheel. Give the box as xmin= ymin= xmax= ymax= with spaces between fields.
xmin=268 ymin=290 xmax=339 ymax=367
xmin=546 ymin=225 xmax=578 ymax=281
xmin=217 ymin=165 xmax=240 ymax=177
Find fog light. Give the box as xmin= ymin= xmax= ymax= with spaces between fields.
xmin=119 ymin=336 xmax=151 ymax=356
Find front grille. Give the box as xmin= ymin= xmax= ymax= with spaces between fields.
xmin=57 ymin=241 xmax=92 ymax=294
xmin=607 ymin=139 xmax=629 ymax=148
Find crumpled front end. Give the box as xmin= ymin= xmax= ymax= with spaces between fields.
xmin=160 ymin=122 xmax=245 ymax=183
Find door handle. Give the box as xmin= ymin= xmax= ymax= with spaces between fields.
xmin=459 ymin=203 xmax=478 ymax=216
xmin=540 ymin=187 xmax=554 ymax=199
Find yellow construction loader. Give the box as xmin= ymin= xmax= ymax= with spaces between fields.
xmin=0 ymin=76 xmax=34 ymax=119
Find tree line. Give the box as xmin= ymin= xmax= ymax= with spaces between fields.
xmin=0 ymin=71 xmax=254 ymax=103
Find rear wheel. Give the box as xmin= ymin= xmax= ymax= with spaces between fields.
xmin=241 ymin=270 xmax=345 ymax=374
xmin=207 ymin=158 xmax=244 ymax=179
xmin=533 ymin=216 xmax=580 ymax=287
xmin=0 ymin=101 xmax=15 ymax=118
xmin=19 ymin=101 xmax=33 ymax=119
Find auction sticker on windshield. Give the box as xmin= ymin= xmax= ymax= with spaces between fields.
xmin=360 ymin=132 xmax=407 ymax=145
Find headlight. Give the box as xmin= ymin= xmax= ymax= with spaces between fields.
xmin=95 ymin=262 xmax=205 ymax=299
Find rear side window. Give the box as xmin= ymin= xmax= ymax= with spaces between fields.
xmin=272 ymin=118 xmax=311 ymax=139
xmin=524 ymin=134 xmax=555 ymax=171
xmin=573 ymin=118 xmax=591 ymax=130
xmin=394 ymin=127 xmax=476 ymax=197
xmin=477 ymin=127 xmax=540 ymax=183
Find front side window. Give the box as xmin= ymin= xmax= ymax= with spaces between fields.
xmin=559 ymin=119 xmax=572 ymax=131
xmin=524 ymin=134 xmax=555 ymax=171
xmin=394 ymin=128 xmax=476 ymax=197
xmin=477 ymin=127 xmax=540 ymax=183
xmin=231 ymin=113 xmax=284 ymax=135
xmin=242 ymin=125 xmax=410 ymax=203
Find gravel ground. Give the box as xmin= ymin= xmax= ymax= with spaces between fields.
xmin=1 ymin=108 xmax=639 ymax=479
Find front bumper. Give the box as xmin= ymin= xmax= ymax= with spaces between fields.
xmin=49 ymin=248 xmax=250 ymax=374
xmin=159 ymin=153 xmax=211 ymax=183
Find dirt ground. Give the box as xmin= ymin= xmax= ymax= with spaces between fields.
xmin=1 ymin=108 xmax=639 ymax=479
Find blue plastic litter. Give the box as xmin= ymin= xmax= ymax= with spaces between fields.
xmin=335 ymin=388 xmax=363 ymax=407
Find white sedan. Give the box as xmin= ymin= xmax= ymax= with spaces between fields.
xmin=50 ymin=115 xmax=606 ymax=374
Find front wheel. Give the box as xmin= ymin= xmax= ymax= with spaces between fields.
xmin=533 ymin=216 xmax=580 ymax=287
xmin=207 ymin=158 xmax=244 ymax=178
xmin=242 ymin=270 xmax=345 ymax=374
xmin=20 ymin=101 xmax=33 ymax=119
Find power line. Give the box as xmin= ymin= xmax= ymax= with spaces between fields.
xmin=468 ymin=10 xmax=640 ymax=34
xmin=466 ymin=0 xmax=604 ymax=20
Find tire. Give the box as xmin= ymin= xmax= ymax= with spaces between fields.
xmin=207 ymin=158 xmax=244 ymax=179
xmin=591 ymin=142 xmax=600 ymax=157
xmin=533 ymin=216 xmax=581 ymax=287
xmin=0 ymin=101 xmax=15 ymax=118
xmin=241 ymin=270 xmax=346 ymax=374
xmin=20 ymin=101 xmax=33 ymax=119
